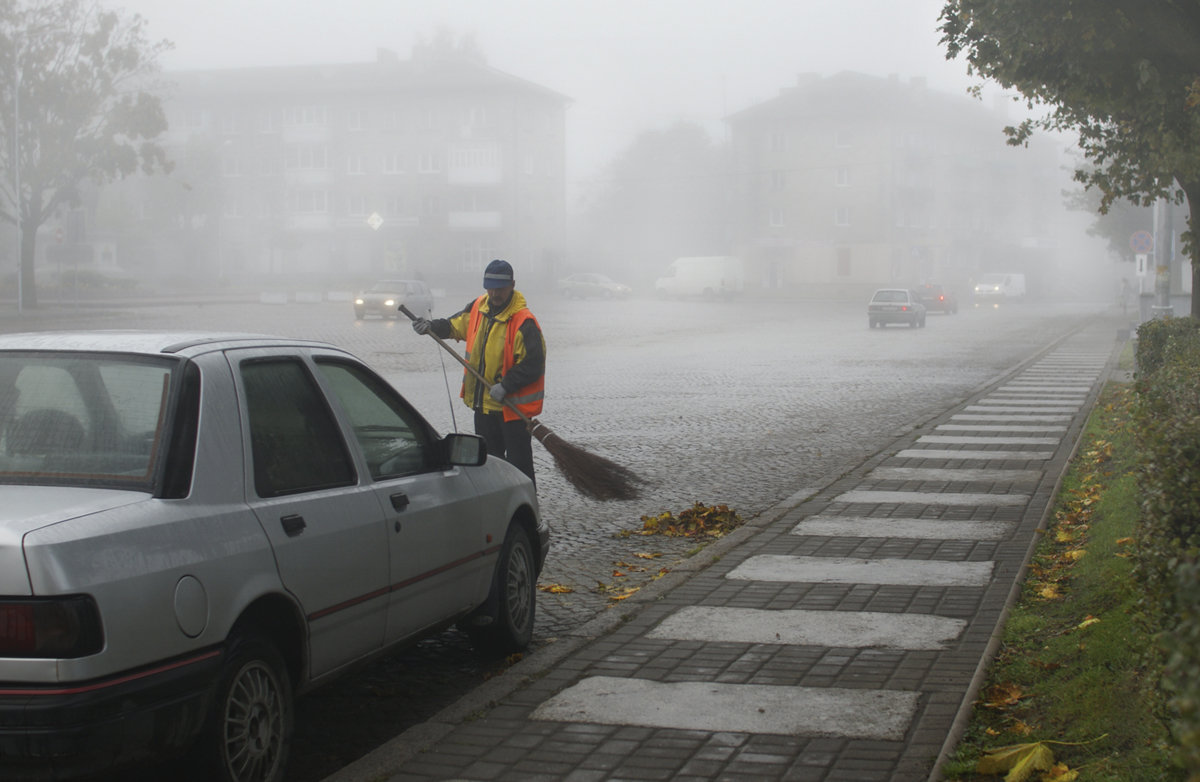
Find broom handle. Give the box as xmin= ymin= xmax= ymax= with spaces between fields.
xmin=398 ymin=304 xmax=535 ymax=428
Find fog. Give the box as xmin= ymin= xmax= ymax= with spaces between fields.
xmin=98 ymin=0 xmax=1121 ymax=301
xmin=117 ymin=0 xmax=980 ymax=180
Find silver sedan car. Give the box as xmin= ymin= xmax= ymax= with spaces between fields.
xmin=0 ymin=331 xmax=547 ymax=782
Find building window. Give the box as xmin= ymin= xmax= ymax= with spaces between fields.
xmin=284 ymin=106 xmax=327 ymax=126
xmin=466 ymin=106 xmax=490 ymax=128
xmin=285 ymin=144 xmax=327 ymax=170
xmin=835 ymin=207 xmax=851 ymax=226
xmin=451 ymin=146 xmax=499 ymax=170
xmin=769 ymin=130 xmax=785 ymax=153
xmin=835 ymin=129 xmax=853 ymax=148
xmin=287 ymin=190 xmax=328 ymax=213
xmin=346 ymin=194 xmax=368 ymax=216
xmin=771 ymin=170 xmax=787 ymax=191
xmin=835 ymin=166 xmax=850 ymax=187
xmin=346 ymin=155 xmax=366 ymax=175
xmin=382 ymin=153 xmax=404 ymax=174
xmin=769 ymin=207 xmax=784 ymax=227
xmin=460 ymin=241 xmax=496 ymax=273
xmin=220 ymin=113 xmax=240 ymax=135
xmin=347 ymin=108 xmax=368 ymax=131
xmin=385 ymin=195 xmax=406 ymax=217
xmin=258 ymin=109 xmax=280 ymax=134
xmin=417 ymin=153 xmax=442 ymax=173
xmin=420 ymin=195 xmax=440 ymax=215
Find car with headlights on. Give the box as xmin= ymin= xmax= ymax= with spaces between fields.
xmin=868 ymin=288 xmax=927 ymax=328
xmin=555 ymin=273 xmax=633 ymax=299
xmin=0 ymin=331 xmax=547 ymax=782
xmin=353 ymin=279 xmax=433 ymax=320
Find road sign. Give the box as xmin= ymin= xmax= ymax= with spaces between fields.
xmin=1130 ymin=230 xmax=1154 ymax=254
xmin=1136 ymin=254 xmax=1148 ymax=275
xmin=366 ymin=212 xmax=384 ymax=231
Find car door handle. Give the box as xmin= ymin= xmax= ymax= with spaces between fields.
xmin=390 ymin=492 xmax=409 ymax=511
xmin=280 ymin=514 xmax=306 ymax=537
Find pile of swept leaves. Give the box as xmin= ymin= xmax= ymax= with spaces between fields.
xmin=617 ymin=502 xmax=746 ymax=539
xmin=943 ymin=381 xmax=1178 ymax=782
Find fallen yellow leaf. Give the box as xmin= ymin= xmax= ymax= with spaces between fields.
xmin=1037 ymin=584 xmax=1061 ymax=599
xmin=1042 ymin=762 xmax=1079 ymax=781
xmin=1066 ymin=549 xmax=1087 ymax=561
xmin=1077 ymin=616 xmax=1101 ymax=630
xmin=976 ymin=741 xmax=1055 ymax=781
xmin=537 ymin=583 xmax=574 ymax=594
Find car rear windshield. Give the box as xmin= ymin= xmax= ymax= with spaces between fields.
xmin=0 ymin=353 xmax=178 ymax=490
xmin=872 ymin=290 xmax=909 ymax=303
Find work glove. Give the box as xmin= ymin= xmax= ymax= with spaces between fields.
xmin=412 ymin=318 xmax=432 ymax=335
xmin=489 ymin=383 xmax=507 ymax=401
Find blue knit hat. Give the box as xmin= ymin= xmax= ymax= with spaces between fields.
xmin=483 ymin=259 xmax=514 ymax=289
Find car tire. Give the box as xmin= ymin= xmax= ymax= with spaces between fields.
xmin=199 ymin=634 xmax=293 ymax=782
xmin=909 ymin=316 xmax=918 ymax=328
xmin=464 ymin=524 xmax=536 ymax=657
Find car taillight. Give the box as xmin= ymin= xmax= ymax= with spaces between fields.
xmin=939 ymin=295 xmax=945 ymax=301
xmin=0 ymin=597 xmax=103 ymax=658
xmin=901 ymin=305 xmax=909 ymax=311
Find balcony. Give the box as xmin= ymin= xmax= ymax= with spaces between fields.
xmin=447 ymin=165 xmax=503 ymax=186
xmin=447 ymin=211 xmax=502 ymax=230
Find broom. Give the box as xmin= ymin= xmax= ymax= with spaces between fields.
xmin=399 ymin=304 xmax=645 ymax=501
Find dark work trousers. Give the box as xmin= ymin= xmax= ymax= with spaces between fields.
xmin=474 ymin=410 xmax=535 ymax=486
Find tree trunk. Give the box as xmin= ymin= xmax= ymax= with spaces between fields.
xmin=19 ymin=223 xmax=37 ymax=310
xmin=1185 ymin=179 xmax=1200 ymax=319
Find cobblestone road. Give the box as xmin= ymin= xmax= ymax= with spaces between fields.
xmin=3 ymin=291 xmax=1112 ymax=780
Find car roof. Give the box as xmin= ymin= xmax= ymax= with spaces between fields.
xmin=0 ymin=330 xmax=340 ymax=359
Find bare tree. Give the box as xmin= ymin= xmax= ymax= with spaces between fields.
xmin=0 ymin=0 xmax=171 ymax=308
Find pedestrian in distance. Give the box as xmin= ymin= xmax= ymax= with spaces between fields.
xmin=412 ymin=259 xmax=546 ymax=485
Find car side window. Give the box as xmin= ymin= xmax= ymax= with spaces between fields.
xmin=314 ymin=359 xmax=434 ymax=480
xmin=240 ymin=359 xmax=356 ymax=498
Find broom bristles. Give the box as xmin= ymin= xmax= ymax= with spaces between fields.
xmin=529 ymin=419 xmax=645 ymax=502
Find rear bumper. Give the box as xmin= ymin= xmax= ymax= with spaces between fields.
xmin=869 ymin=309 xmax=919 ymax=323
xmin=0 ymin=648 xmax=224 ymax=781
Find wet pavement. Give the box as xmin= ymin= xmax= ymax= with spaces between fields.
xmin=0 ymin=293 xmax=1129 ymax=780
xmin=319 ymin=309 xmax=1129 ymax=782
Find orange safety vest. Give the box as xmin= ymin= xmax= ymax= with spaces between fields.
xmin=464 ymin=296 xmax=545 ymax=422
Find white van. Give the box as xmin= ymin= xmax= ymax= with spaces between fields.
xmin=973 ymin=272 xmax=1026 ymax=306
xmin=654 ymin=256 xmax=745 ymax=300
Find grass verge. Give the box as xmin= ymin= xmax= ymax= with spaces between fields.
xmin=941 ymin=380 xmax=1181 ymax=781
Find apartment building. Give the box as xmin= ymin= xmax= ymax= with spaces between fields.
xmin=108 ymin=49 xmax=569 ymax=292
xmin=727 ymin=71 xmax=1064 ymax=299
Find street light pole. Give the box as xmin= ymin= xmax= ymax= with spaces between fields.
xmin=12 ymin=46 xmax=21 ymax=314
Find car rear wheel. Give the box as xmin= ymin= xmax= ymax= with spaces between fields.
xmin=463 ymin=524 xmax=536 ymax=657
xmin=200 ymin=634 xmax=293 ymax=782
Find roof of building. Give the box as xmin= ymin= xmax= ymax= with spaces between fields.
xmin=726 ymin=70 xmax=997 ymax=127
xmin=160 ymin=50 xmax=572 ymax=105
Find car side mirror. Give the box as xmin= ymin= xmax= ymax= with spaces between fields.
xmin=444 ymin=433 xmax=486 ymax=467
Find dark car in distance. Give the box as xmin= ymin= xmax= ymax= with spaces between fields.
xmin=868 ymin=288 xmax=927 ymax=329
xmin=916 ymin=283 xmax=958 ymax=314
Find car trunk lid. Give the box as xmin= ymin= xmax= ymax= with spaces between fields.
xmin=0 ymin=486 xmax=147 ymax=595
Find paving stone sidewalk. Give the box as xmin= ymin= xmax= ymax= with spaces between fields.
xmin=326 ymin=315 xmax=1128 ymax=782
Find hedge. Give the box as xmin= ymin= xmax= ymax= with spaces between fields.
xmin=1133 ymin=316 xmax=1200 ymax=777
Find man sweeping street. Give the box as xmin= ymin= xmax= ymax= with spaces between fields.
xmin=412 ymin=259 xmax=546 ymax=485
